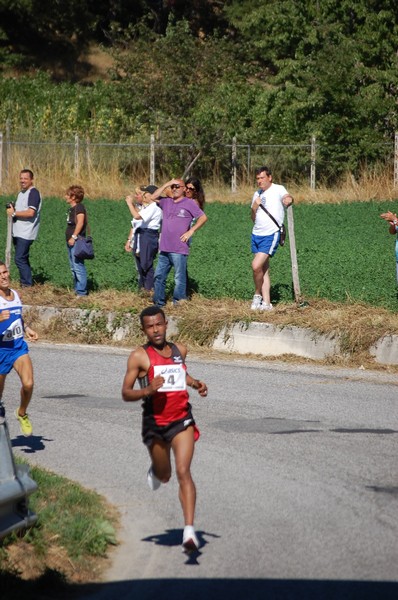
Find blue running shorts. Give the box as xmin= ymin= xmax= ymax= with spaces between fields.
xmin=0 ymin=343 xmax=29 ymax=375
xmin=251 ymin=232 xmax=280 ymax=256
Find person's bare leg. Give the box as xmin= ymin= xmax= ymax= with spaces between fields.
xmin=171 ymin=427 xmax=196 ymax=526
xmin=260 ymin=257 xmax=271 ymax=305
xmin=252 ymin=252 xmax=269 ymax=299
xmin=0 ymin=374 xmax=5 ymax=400
xmin=149 ymin=439 xmax=172 ymax=483
xmin=13 ymin=354 xmax=34 ymax=416
xmin=0 ymin=374 xmax=6 ymax=414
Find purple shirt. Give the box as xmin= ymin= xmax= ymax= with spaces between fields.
xmin=158 ymin=197 xmax=204 ymax=255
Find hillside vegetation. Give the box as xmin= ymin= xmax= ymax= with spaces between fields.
xmin=1 ymin=1 xmax=398 ymax=184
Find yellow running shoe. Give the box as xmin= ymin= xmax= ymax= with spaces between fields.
xmin=15 ymin=409 xmax=33 ymax=437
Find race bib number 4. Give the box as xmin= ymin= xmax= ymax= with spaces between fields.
xmin=153 ymin=364 xmax=186 ymax=392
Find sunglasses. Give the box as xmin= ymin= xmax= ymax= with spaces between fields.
xmin=170 ymin=184 xmax=182 ymax=190
xmin=186 ymin=186 xmax=196 ymax=192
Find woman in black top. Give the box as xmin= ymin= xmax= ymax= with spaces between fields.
xmin=65 ymin=185 xmax=88 ymax=296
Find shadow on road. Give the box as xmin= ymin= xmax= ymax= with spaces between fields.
xmin=141 ymin=528 xmax=220 ymax=565
xmin=1 ymin=572 xmax=398 ymax=600
xmin=11 ymin=434 xmax=53 ymax=454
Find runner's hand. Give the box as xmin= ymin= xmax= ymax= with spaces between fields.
xmin=148 ymin=375 xmax=165 ymax=393
xmin=196 ymin=381 xmax=208 ymax=397
xmin=25 ymin=326 xmax=38 ymax=341
xmin=0 ymin=310 xmax=10 ymax=322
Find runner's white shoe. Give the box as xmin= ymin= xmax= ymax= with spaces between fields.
xmin=147 ymin=466 xmax=161 ymax=491
xmin=250 ymin=294 xmax=262 ymax=310
xmin=260 ymin=303 xmax=273 ymax=311
xmin=182 ymin=525 xmax=199 ymax=552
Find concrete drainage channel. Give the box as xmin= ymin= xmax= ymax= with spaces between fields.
xmin=25 ymin=305 xmax=398 ymax=366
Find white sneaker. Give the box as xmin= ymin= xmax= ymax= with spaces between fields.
xmin=260 ymin=303 xmax=273 ymax=311
xmin=182 ymin=525 xmax=199 ymax=552
xmin=250 ymin=294 xmax=262 ymax=310
xmin=147 ymin=466 xmax=161 ymax=491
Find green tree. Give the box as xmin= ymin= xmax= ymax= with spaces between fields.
xmin=110 ymin=20 xmax=240 ymax=137
xmin=224 ymin=0 xmax=398 ymax=180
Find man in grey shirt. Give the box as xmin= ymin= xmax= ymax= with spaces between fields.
xmin=6 ymin=169 xmax=41 ymax=287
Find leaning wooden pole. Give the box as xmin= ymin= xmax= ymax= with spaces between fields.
xmin=182 ymin=151 xmax=201 ymax=180
xmin=5 ymin=216 xmax=12 ymax=271
xmin=286 ymin=204 xmax=302 ymax=304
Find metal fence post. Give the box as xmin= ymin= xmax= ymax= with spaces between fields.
xmin=86 ymin=136 xmax=91 ymax=171
xmin=0 ymin=132 xmax=3 ymax=189
xmin=394 ymin=132 xmax=398 ymax=189
xmin=310 ymin=135 xmax=316 ymax=190
xmin=74 ymin=133 xmax=80 ymax=178
xmin=231 ymin=136 xmax=237 ymax=193
xmin=5 ymin=119 xmax=10 ymax=180
xmin=150 ymin=134 xmax=155 ymax=185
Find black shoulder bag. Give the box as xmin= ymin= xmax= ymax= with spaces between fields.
xmin=258 ymin=203 xmax=286 ymax=247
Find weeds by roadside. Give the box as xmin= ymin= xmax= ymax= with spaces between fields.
xmin=19 ymin=283 xmax=398 ymax=372
xmin=0 ymin=459 xmax=118 ymax=589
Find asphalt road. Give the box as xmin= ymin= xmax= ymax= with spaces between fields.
xmin=4 ymin=343 xmax=398 ymax=600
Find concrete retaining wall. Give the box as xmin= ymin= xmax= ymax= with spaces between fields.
xmin=24 ymin=306 xmax=398 ymax=365
xmin=213 ymin=322 xmax=341 ymax=360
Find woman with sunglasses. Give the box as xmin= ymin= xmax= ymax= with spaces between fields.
xmin=184 ymin=177 xmax=206 ymax=296
xmin=184 ymin=177 xmax=206 ymax=211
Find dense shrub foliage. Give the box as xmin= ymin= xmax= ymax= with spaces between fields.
xmin=0 ymin=198 xmax=397 ymax=309
xmin=1 ymin=2 xmax=397 ymax=182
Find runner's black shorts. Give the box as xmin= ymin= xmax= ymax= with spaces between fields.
xmin=142 ymin=407 xmax=200 ymax=447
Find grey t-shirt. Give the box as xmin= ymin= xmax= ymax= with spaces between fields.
xmin=13 ymin=187 xmax=41 ymax=241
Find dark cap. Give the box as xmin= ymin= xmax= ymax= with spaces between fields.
xmin=140 ymin=185 xmax=158 ymax=194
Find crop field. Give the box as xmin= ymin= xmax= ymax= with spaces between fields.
xmin=0 ymin=197 xmax=397 ymax=310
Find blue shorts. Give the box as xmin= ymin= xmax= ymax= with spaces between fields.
xmin=251 ymin=232 xmax=280 ymax=256
xmin=0 ymin=343 xmax=29 ymax=375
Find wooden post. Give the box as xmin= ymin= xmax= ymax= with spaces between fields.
xmin=286 ymin=204 xmax=302 ymax=304
xmin=182 ymin=151 xmax=201 ymax=179
xmin=2 ymin=129 xmax=12 ymax=269
xmin=74 ymin=133 xmax=79 ymax=178
xmin=0 ymin=132 xmax=3 ymax=189
xmin=5 ymin=216 xmax=12 ymax=271
xmin=150 ymin=134 xmax=155 ymax=185
xmin=310 ymin=135 xmax=316 ymax=190
xmin=231 ymin=136 xmax=237 ymax=193
xmin=5 ymin=119 xmax=10 ymax=180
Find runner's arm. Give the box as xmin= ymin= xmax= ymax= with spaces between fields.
xmin=186 ymin=374 xmax=208 ymax=397
xmin=24 ymin=325 xmax=38 ymax=341
xmin=122 ymin=348 xmax=165 ymax=402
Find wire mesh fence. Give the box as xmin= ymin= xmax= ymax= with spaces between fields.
xmin=0 ymin=131 xmax=397 ymax=191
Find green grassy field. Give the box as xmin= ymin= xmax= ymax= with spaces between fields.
xmin=1 ymin=197 xmax=397 ymax=309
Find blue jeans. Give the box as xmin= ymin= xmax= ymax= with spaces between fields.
xmin=67 ymin=243 xmax=87 ymax=295
xmin=153 ymin=252 xmax=188 ymax=306
xmin=13 ymin=237 xmax=34 ymax=286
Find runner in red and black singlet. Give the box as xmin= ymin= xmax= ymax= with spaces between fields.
xmin=139 ymin=341 xmax=200 ymax=446
xmin=122 ymin=305 xmax=208 ymax=553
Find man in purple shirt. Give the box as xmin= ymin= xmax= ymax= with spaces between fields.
xmin=151 ymin=179 xmax=207 ymax=306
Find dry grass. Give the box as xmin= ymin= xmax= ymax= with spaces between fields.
xmin=212 ymin=168 xmax=398 ymax=206
xmin=19 ymin=283 xmax=398 ymax=373
xmin=2 ymin=154 xmax=398 ymax=204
